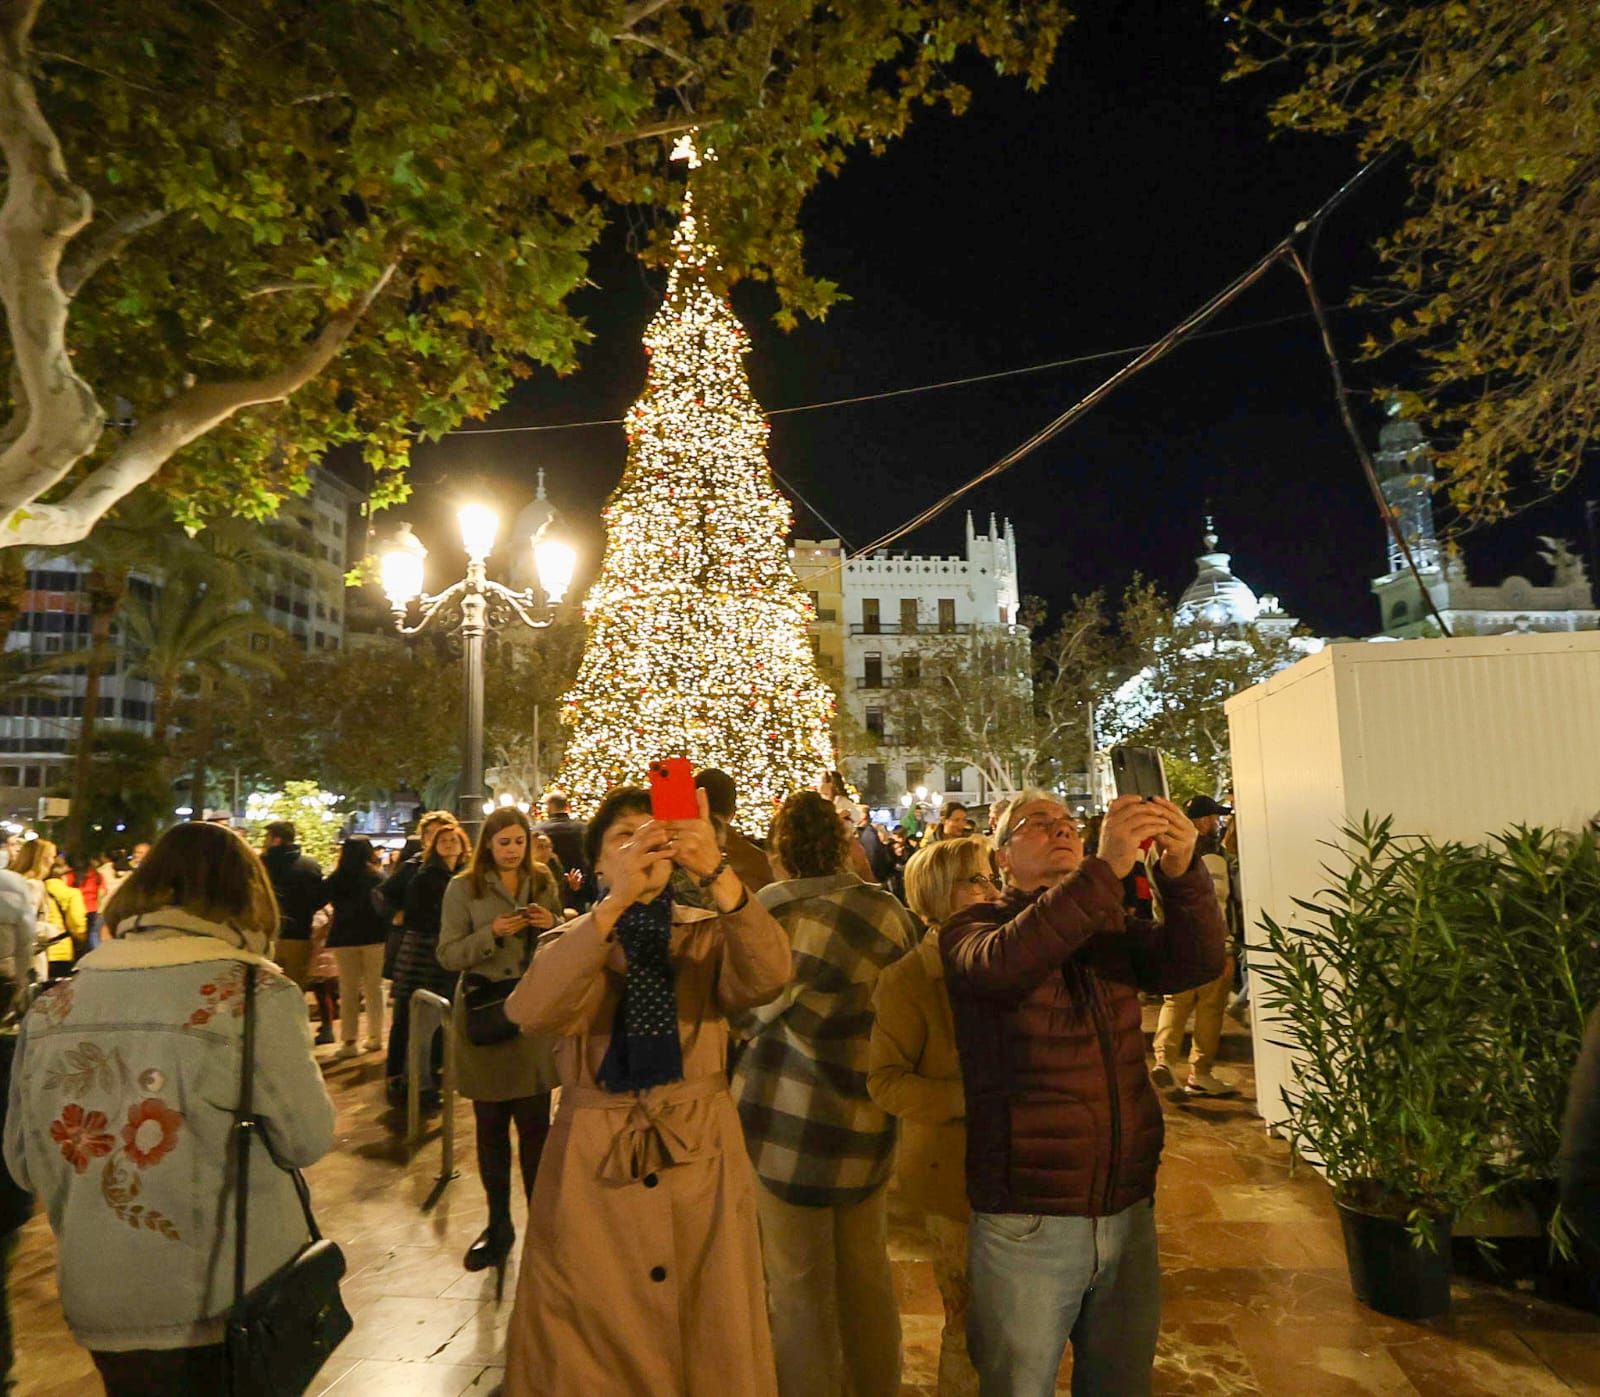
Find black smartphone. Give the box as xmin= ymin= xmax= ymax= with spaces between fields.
xmin=1110 ymin=745 xmax=1169 ymax=801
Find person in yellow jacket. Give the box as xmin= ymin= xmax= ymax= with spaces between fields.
xmin=867 ymin=835 xmax=1003 ymax=1397
xmin=18 ymin=840 xmax=87 ymax=978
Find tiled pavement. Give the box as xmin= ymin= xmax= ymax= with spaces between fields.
xmin=11 ymin=1010 xmax=1600 ymax=1395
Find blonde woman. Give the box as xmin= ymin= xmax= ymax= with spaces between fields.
xmin=868 ymin=835 xmax=1002 ymax=1397
xmin=18 ymin=840 xmax=87 ymax=981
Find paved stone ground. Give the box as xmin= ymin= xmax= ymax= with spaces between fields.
xmin=10 ymin=1008 xmax=1599 ymax=1395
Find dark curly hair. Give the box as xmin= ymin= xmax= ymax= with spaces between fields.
xmin=772 ymin=789 xmax=851 ymax=880
xmin=584 ymin=786 xmax=653 ymax=868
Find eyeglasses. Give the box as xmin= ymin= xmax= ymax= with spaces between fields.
xmin=966 ymin=873 xmax=1004 ymax=890
xmin=1005 ymin=814 xmax=1078 ymax=843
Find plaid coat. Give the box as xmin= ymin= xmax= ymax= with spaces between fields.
xmin=733 ymin=872 xmax=917 ymax=1206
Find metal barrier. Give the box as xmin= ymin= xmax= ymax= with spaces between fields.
xmin=406 ymin=989 xmax=459 ymax=1208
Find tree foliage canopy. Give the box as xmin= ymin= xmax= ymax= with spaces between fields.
xmin=1219 ymin=1 xmax=1600 ymax=521
xmin=0 ymin=0 xmax=1067 ymax=546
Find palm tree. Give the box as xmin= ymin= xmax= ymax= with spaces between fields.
xmin=40 ymin=489 xmax=178 ymax=852
xmin=122 ymin=567 xmax=283 ymax=814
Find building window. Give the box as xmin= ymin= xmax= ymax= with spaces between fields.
xmin=938 ymin=598 xmax=956 ymax=633
xmin=901 ymin=652 xmax=920 ymax=688
xmin=900 ymin=598 xmax=918 ymax=633
xmin=905 ymin=763 xmax=925 ymax=792
xmin=863 ymin=652 xmax=883 ymax=689
xmin=0 ymin=767 xmax=16 ymax=787
xmin=865 ymin=706 xmax=884 ymax=738
xmin=862 ymin=598 xmax=880 ymax=634
xmin=945 ymin=764 xmax=964 ymax=791
xmin=866 ymin=763 xmax=887 ymax=800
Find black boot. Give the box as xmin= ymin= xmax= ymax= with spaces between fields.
xmin=463 ymin=1215 xmax=515 ymax=1298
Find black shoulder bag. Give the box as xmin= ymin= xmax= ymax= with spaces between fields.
xmin=461 ymin=923 xmax=527 ymax=1047
xmin=227 ymin=967 xmax=352 ymax=1396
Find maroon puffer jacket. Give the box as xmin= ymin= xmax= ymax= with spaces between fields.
xmin=940 ymin=856 xmax=1225 ymax=1217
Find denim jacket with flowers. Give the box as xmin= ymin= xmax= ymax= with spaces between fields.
xmin=2 ymin=908 xmax=335 ymax=1353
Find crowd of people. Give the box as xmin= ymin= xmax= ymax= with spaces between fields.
xmin=0 ymin=768 xmax=1273 ymax=1396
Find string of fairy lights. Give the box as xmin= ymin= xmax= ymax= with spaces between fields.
xmin=553 ymin=140 xmax=835 ymax=830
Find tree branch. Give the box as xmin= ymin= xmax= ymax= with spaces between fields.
xmin=601 ymin=115 xmax=702 ymax=149
xmin=60 ymin=207 xmax=168 ymax=298
xmin=619 ymin=0 xmax=679 ymax=32
xmin=1 ymin=264 xmax=397 ymax=548
xmin=0 ymin=0 xmax=105 ymax=520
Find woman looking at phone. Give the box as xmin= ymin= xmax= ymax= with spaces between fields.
xmin=438 ymin=808 xmax=561 ymax=1289
xmin=501 ymin=784 xmax=792 ymax=1397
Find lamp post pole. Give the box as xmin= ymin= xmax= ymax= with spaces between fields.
xmin=459 ymin=559 xmax=489 ymax=833
xmin=381 ymin=508 xmax=575 ymax=841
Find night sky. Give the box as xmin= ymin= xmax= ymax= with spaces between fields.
xmin=389 ymin=0 xmax=1597 ymax=641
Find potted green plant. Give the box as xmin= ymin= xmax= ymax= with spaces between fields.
xmin=1255 ymin=815 xmax=1504 ymax=1319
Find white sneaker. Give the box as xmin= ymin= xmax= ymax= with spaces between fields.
xmin=1185 ymin=1072 xmax=1239 ymax=1098
xmin=364 ymin=1038 xmax=383 ymax=1053
xmin=333 ymin=1041 xmax=360 ymax=1060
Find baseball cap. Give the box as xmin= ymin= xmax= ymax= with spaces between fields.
xmin=1184 ymin=795 xmax=1233 ymax=819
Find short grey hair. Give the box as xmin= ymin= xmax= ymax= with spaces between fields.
xmin=995 ymin=788 xmax=1066 ymax=846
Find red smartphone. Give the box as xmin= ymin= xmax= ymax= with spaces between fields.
xmin=647 ymin=758 xmax=700 ymax=821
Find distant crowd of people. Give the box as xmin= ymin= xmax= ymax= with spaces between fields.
xmin=4 ymin=766 xmax=1590 ymax=1396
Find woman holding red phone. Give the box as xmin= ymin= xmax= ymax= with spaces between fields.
xmin=438 ymin=808 xmax=563 ymax=1292
xmin=502 ymin=781 xmax=793 ymax=1396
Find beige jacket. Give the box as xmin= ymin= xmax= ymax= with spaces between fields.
xmin=867 ymin=926 xmax=969 ymax=1221
xmin=501 ymin=896 xmax=791 ymax=1396
xmin=438 ymin=868 xmax=563 ymax=1101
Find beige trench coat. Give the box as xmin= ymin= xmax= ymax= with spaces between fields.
xmin=502 ymin=896 xmax=792 ymax=1397
xmin=867 ymin=927 xmax=969 ymax=1221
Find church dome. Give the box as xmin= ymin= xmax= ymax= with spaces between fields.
xmin=1177 ymin=522 xmax=1261 ymax=628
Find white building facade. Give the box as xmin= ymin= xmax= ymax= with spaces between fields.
xmin=796 ymin=513 xmax=1025 ymax=809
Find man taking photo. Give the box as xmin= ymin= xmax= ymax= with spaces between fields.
xmin=940 ymin=789 xmax=1225 ymax=1396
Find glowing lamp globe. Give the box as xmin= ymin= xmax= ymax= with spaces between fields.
xmin=534 ymin=536 xmax=577 ymax=603
xmin=380 ymin=525 xmax=428 ymax=607
xmin=457 ymin=503 xmax=500 ymax=563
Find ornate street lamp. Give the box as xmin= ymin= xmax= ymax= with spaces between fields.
xmin=381 ymin=503 xmax=576 ymax=832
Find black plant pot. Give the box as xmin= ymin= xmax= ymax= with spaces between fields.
xmin=1335 ymin=1200 xmax=1452 ymax=1320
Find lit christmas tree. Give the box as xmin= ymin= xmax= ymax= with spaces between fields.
xmin=556 ymin=139 xmax=835 ymax=831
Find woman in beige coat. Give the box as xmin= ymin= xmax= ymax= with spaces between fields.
xmin=438 ymin=808 xmax=562 ymax=1291
xmin=503 ymin=784 xmax=791 ymax=1397
xmin=867 ymin=836 xmax=1002 ymax=1397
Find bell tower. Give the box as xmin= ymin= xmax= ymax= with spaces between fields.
xmin=1375 ymin=400 xmax=1440 ymax=575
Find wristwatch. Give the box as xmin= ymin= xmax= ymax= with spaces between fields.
xmin=697 ymin=851 xmax=731 ymax=888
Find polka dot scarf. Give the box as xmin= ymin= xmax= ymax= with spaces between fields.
xmin=596 ymin=891 xmax=683 ymax=1094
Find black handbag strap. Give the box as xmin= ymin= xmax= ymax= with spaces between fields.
xmin=233 ymin=965 xmax=324 ymax=1309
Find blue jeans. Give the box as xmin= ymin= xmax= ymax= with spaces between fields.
xmin=967 ymin=1198 xmax=1160 ymax=1397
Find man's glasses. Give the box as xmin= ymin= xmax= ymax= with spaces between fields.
xmin=1006 ymin=814 xmax=1078 ymax=843
xmin=966 ymin=873 xmax=1004 ymax=890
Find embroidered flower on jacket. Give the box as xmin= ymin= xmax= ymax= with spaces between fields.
xmin=121 ymin=1098 xmax=183 ymax=1170
xmin=186 ymin=965 xmax=249 ymax=1029
xmin=49 ymin=1104 xmax=116 ymax=1174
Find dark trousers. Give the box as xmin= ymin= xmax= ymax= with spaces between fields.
xmin=474 ymin=1093 xmax=551 ymax=1228
xmin=385 ymin=993 xmax=444 ymax=1089
xmin=91 ymin=1344 xmax=228 ymax=1396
